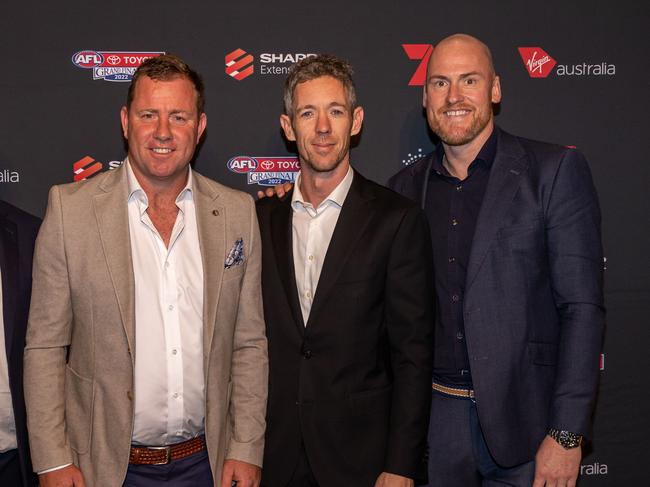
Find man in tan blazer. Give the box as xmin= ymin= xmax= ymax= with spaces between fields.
xmin=24 ymin=55 xmax=267 ymax=487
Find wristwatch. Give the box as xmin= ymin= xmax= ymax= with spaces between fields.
xmin=548 ymin=428 xmax=583 ymax=449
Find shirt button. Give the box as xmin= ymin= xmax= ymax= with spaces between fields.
xmin=173 ymin=392 xmax=179 ymax=398
xmin=303 ymin=350 xmax=312 ymax=359
xmin=456 ymin=331 xmax=464 ymax=340
xmin=171 ymin=349 xmax=178 ymax=355
xmin=449 ymin=257 xmax=456 ymax=263
xmin=451 ymin=218 xmax=458 ymax=226
xmin=306 ymin=291 xmax=312 ymax=298
xmin=308 ymin=255 xmax=314 ymax=261
xmin=168 ymin=304 xmax=174 ymax=311
xmin=452 ymin=294 xmax=460 ymax=302
xmin=456 ymin=185 xmax=462 ymax=191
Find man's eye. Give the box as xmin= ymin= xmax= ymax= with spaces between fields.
xmin=173 ymin=115 xmax=187 ymax=123
xmin=331 ymin=109 xmax=344 ymax=116
xmin=300 ymin=111 xmax=313 ymax=118
xmin=141 ymin=113 xmax=154 ymax=119
xmin=434 ymin=80 xmax=446 ymax=88
xmin=465 ymin=78 xmax=476 ymax=85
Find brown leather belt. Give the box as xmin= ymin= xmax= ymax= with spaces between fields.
xmin=432 ymin=381 xmax=475 ymax=399
xmin=129 ymin=436 xmax=206 ymax=465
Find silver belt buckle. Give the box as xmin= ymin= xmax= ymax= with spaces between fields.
xmin=148 ymin=445 xmax=172 ymax=465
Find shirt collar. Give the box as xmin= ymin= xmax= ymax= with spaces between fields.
xmin=432 ymin=125 xmax=499 ymax=177
xmin=126 ymin=159 xmax=194 ymax=212
xmin=291 ymin=165 xmax=354 ymax=211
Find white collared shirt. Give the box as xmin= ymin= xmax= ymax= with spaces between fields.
xmin=291 ymin=167 xmax=354 ymax=324
xmin=126 ymin=161 xmax=205 ymax=446
xmin=0 ymin=266 xmax=18 ymax=453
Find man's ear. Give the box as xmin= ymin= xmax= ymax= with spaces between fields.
xmin=280 ymin=114 xmax=296 ymax=141
xmin=491 ymin=76 xmax=502 ymax=104
xmin=350 ymin=106 xmax=364 ymax=136
xmin=120 ymin=106 xmax=129 ymax=139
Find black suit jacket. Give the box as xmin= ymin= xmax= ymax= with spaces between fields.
xmin=0 ymin=200 xmax=39 ymax=486
xmin=389 ymin=128 xmax=605 ymax=466
xmin=257 ymin=171 xmax=434 ymax=487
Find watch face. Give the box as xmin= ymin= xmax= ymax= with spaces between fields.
xmin=550 ymin=429 xmax=582 ymax=449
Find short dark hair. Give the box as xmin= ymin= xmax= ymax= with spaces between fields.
xmin=283 ymin=54 xmax=357 ymax=117
xmin=126 ymin=54 xmax=205 ymax=115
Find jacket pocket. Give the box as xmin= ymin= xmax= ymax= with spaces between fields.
xmin=65 ymin=365 xmax=94 ymax=454
xmin=528 ymin=342 xmax=558 ymax=366
xmin=349 ymin=384 xmax=392 ymax=415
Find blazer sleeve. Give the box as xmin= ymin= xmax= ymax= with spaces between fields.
xmin=382 ymin=205 xmax=435 ymax=477
xmin=225 ymin=194 xmax=269 ymax=466
xmin=23 ymin=186 xmax=76 ymax=471
xmin=544 ymin=148 xmax=605 ymax=438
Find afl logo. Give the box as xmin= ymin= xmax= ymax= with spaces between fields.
xmin=227 ymin=156 xmax=258 ymax=173
xmin=72 ymin=50 xmax=104 ymax=68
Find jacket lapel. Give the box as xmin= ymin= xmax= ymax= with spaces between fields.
xmin=193 ymin=172 xmax=225 ymax=363
xmin=270 ymin=194 xmax=305 ymax=332
xmin=307 ymin=171 xmax=375 ymax=326
xmin=93 ymin=165 xmax=136 ymax=362
xmin=465 ymin=131 xmax=529 ymax=292
xmin=0 ymin=214 xmax=18 ymax=360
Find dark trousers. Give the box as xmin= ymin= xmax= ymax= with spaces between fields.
xmin=123 ymin=449 xmax=213 ymax=487
xmin=0 ymin=449 xmax=22 ymax=487
xmin=425 ymin=391 xmax=535 ymax=487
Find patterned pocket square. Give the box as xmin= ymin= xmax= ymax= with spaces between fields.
xmin=225 ymin=238 xmax=245 ymax=269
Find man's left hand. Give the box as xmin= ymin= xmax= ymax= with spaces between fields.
xmin=374 ymin=471 xmax=414 ymax=487
xmin=533 ymin=435 xmax=581 ymax=487
xmin=220 ymin=459 xmax=261 ymax=487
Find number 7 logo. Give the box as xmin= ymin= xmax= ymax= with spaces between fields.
xmin=402 ymin=44 xmax=434 ymax=86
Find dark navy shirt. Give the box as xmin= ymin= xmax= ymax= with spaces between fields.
xmin=425 ymin=128 xmax=497 ymax=386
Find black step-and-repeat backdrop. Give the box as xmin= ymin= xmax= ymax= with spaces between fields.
xmin=2 ymin=1 xmax=648 ymax=484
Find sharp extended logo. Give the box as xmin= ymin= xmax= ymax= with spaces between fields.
xmin=518 ymin=46 xmax=615 ymax=78
xmin=71 ymin=50 xmax=165 ymax=82
xmin=225 ymin=49 xmax=317 ymax=80
xmin=73 ymin=156 xmax=123 ymax=181
xmin=402 ymin=44 xmax=434 ymax=86
xmin=225 ymin=48 xmax=254 ymax=81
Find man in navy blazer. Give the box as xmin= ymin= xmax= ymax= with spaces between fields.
xmin=388 ymin=34 xmax=604 ymax=487
xmin=0 ymin=199 xmax=39 ymax=486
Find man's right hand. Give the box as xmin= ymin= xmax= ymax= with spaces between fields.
xmin=256 ymin=182 xmax=293 ymax=199
xmin=39 ymin=465 xmax=86 ymax=487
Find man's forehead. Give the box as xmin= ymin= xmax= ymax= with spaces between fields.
xmin=428 ymin=37 xmax=493 ymax=75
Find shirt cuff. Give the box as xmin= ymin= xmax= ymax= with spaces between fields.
xmin=38 ymin=463 xmax=73 ymax=475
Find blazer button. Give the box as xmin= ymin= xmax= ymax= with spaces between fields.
xmin=303 ymin=350 xmax=312 ymax=359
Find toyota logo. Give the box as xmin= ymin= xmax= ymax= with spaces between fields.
xmin=106 ymin=55 xmax=121 ymax=65
xmin=260 ymin=160 xmax=274 ymax=170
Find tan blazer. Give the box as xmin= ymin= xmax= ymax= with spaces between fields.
xmin=24 ymin=164 xmax=268 ymax=486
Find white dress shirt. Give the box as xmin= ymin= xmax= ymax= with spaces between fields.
xmin=127 ymin=162 xmax=206 ymax=446
xmin=292 ymin=167 xmax=354 ymax=324
xmin=0 ymin=266 xmax=18 ymax=453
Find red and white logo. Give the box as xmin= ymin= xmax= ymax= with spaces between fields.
xmin=71 ymin=50 xmax=165 ymax=82
xmin=518 ymin=47 xmax=557 ymax=78
xmin=226 ymin=48 xmax=254 ymax=81
xmin=402 ymin=44 xmax=434 ymax=86
xmin=73 ymin=156 xmax=103 ymax=181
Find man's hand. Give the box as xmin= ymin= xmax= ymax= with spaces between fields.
xmin=220 ymin=459 xmax=261 ymax=487
xmin=256 ymin=182 xmax=293 ymax=200
xmin=374 ymin=471 xmax=414 ymax=487
xmin=533 ymin=435 xmax=581 ymax=487
xmin=39 ymin=465 xmax=86 ymax=487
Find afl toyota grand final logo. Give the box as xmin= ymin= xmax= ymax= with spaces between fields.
xmin=72 ymin=50 xmax=165 ymax=82
xmin=227 ymin=156 xmax=300 ymax=186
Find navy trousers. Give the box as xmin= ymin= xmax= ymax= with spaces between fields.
xmin=123 ymin=449 xmax=213 ymax=487
xmin=425 ymin=391 xmax=535 ymax=487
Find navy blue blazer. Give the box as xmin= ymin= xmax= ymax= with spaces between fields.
xmin=389 ymin=128 xmax=605 ymax=467
xmin=0 ymin=200 xmax=39 ymax=486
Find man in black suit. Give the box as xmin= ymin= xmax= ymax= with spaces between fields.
xmin=389 ymin=34 xmax=605 ymax=487
xmin=0 ymin=199 xmax=39 ymax=486
xmin=257 ymin=55 xmax=434 ymax=487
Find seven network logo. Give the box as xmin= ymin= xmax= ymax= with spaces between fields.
xmin=518 ymin=47 xmax=615 ymax=78
xmin=402 ymin=44 xmax=434 ymax=86
xmin=225 ymin=49 xmax=317 ymax=81
xmin=72 ymin=50 xmax=165 ymax=82
xmin=73 ymin=156 xmax=123 ymax=181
